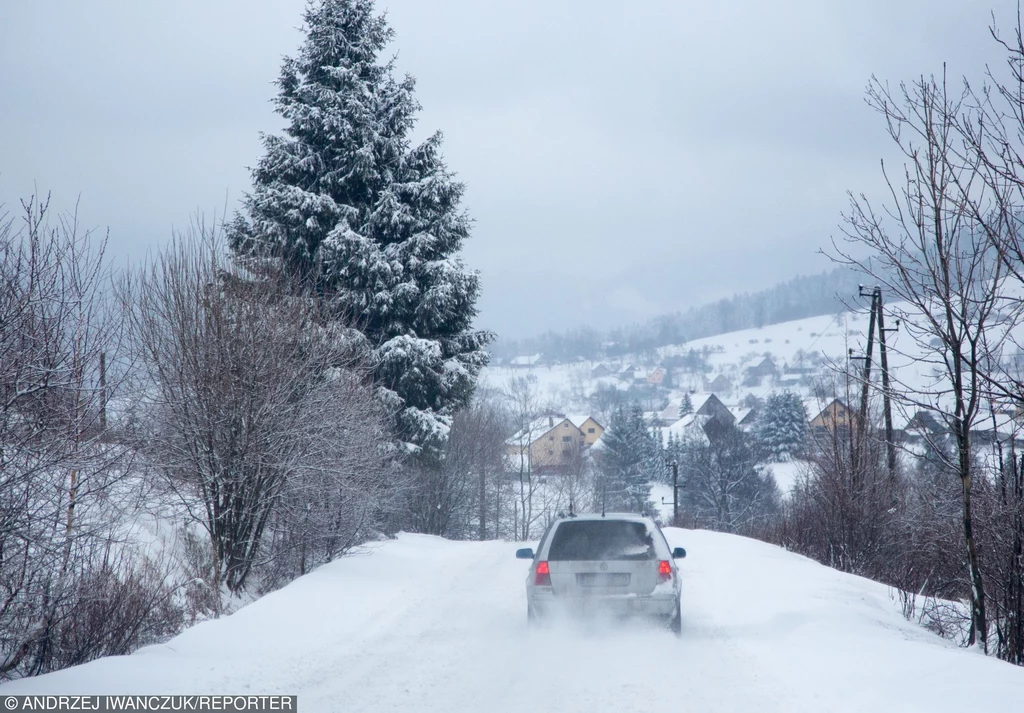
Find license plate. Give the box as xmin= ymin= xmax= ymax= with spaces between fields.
xmin=577 ymin=572 xmax=630 ymax=587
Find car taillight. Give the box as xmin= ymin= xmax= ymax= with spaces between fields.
xmin=658 ymin=560 xmax=672 ymax=582
xmin=535 ymin=560 xmax=551 ymax=586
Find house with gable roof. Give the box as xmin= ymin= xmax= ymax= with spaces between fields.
xmin=808 ymin=398 xmax=854 ymax=436
xmin=743 ymin=356 xmax=778 ymax=386
xmin=506 ymin=414 xmax=605 ymax=475
xmin=706 ymin=374 xmax=733 ymax=393
xmin=567 ymin=414 xmax=605 ymax=446
xmin=506 ymin=415 xmax=583 ymax=474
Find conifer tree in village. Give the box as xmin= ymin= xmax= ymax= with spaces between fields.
xmin=229 ymin=0 xmax=490 ymax=456
xmin=678 ymin=392 xmax=693 ymax=419
xmin=596 ymin=404 xmax=660 ymax=514
xmin=754 ymin=391 xmax=807 ymax=461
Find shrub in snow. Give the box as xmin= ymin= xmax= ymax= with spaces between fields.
xmin=0 ymin=197 xmax=181 ymax=679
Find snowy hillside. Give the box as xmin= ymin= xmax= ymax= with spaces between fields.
xmin=485 ymin=309 xmax=887 ymax=407
xmin=481 ymin=302 xmax=1013 ymax=432
xmin=3 ymin=530 xmax=1021 ymax=711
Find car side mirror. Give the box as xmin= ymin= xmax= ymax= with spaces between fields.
xmin=516 ymin=547 xmax=535 ymax=560
xmin=672 ymin=547 xmax=687 ymax=559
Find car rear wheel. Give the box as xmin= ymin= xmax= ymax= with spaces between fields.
xmin=669 ymin=601 xmax=682 ymax=637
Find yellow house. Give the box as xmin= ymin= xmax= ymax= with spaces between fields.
xmin=506 ymin=415 xmax=586 ymax=474
xmin=568 ymin=414 xmax=605 ymax=446
xmin=809 ymin=398 xmax=854 ymax=433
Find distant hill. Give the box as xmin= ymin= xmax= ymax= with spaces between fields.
xmin=492 ymin=267 xmax=864 ymax=361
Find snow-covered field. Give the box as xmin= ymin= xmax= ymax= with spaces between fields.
xmin=4 ymin=530 xmax=1021 ymax=711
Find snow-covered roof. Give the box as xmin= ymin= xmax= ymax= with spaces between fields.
xmin=658 ymin=413 xmax=709 ymax=447
xmin=730 ymin=406 xmax=753 ymax=424
xmin=689 ymin=393 xmax=716 ymax=413
xmin=506 ymin=415 xmax=571 ymax=446
xmin=890 ymin=409 xmax=918 ymax=432
xmin=973 ymin=411 xmax=1023 ymax=439
xmin=657 ymin=399 xmax=683 ymax=423
xmin=803 ymin=396 xmax=845 ymax=419
xmin=566 ymin=414 xmax=598 ymax=429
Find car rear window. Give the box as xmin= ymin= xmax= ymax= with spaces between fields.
xmin=547 ymin=520 xmax=655 ymax=561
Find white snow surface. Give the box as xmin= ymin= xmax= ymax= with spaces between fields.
xmin=765 ymin=459 xmax=807 ymax=495
xmin=3 ymin=530 xmax=1022 ymax=711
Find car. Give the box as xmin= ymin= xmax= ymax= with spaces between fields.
xmin=515 ymin=512 xmax=686 ymax=635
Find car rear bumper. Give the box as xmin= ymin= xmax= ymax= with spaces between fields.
xmin=529 ymin=593 xmax=678 ymax=619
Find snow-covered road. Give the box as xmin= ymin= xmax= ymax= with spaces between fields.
xmin=3 ymin=529 xmax=1023 ymax=712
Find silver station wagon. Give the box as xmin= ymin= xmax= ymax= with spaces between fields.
xmin=516 ymin=513 xmax=686 ymax=634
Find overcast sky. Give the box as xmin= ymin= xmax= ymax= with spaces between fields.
xmin=0 ymin=1 xmax=1018 ymax=338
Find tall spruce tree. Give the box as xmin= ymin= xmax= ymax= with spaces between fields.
xmin=229 ymin=0 xmax=491 ymax=454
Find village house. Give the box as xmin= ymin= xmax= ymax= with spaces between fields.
xmin=807 ymin=398 xmax=854 ymax=436
xmin=660 ymin=397 xmax=737 ymax=445
xmin=505 ymin=414 xmax=605 ymax=475
xmin=617 ymin=363 xmax=638 ymax=378
xmin=646 ymin=367 xmax=666 ymax=385
xmin=743 ymin=356 xmax=778 ymax=386
xmin=694 ymin=393 xmax=735 ymax=426
xmin=705 ymin=373 xmax=733 ymax=393
xmin=506 ymin=415 xmax=583 ymax=475
xmin=655 ymin=397 xmax=687 ymax=426
xmin=889 ymin=409 xmax=942 ymax=447
xmin=567 ymin=414 xmax=605 ymax=446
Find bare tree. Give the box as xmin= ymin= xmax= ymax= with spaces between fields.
xmin=835 ymin=72 xmax=1019 ymax=649
xmin=677 ymin=422 xmax=779 ymax=534
xmin=0 ymin=196 xmax=164 ymax=678
xmin=949 ymin=13 xmax=1024 ymax=664
xmin=505 ymin=376 xmax=544 ymax=540
xmin=128 ymin=224 xmax=393 ymax=602
xmin=407 ymin=389 xmax=511 ymax=539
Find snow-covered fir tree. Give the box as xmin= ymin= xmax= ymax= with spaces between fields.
xmin=678 ymin=392 xmax=693 ymax=419
xmin=753 ymin=391 xmax=807 ymax=461
xmin=596 ymin=404 xmax=660 ymax=514
xmin=228 ymin=0 xmax=491 ymax=455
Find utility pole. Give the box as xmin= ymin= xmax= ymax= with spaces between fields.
xmin=662 ymin=460 xmax=680 ymax=524
xmin=854 ymin=285 xmax=878 ymax=492
xmin=875 ymin=290 xmax=898 ymax=484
